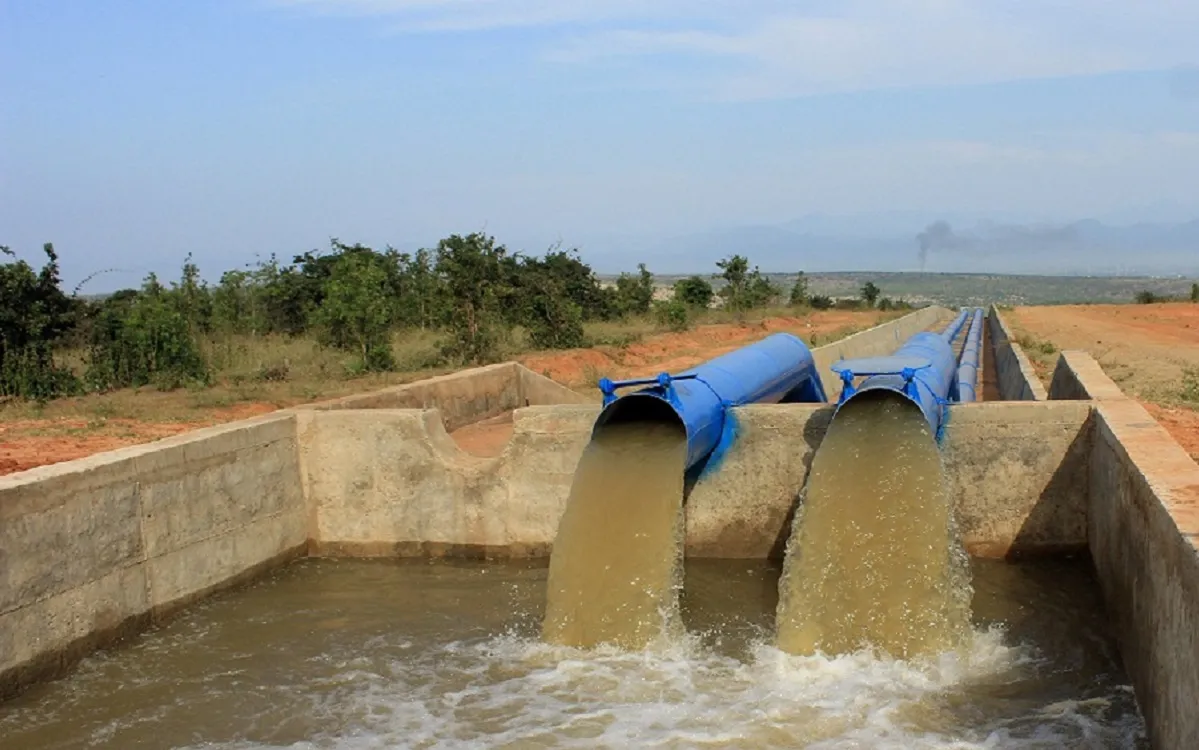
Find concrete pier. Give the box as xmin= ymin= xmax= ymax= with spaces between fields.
xmin=2 ymin=306 xmax=1197 ymax=748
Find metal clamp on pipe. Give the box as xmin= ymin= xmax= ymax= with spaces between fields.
xmin=830 ymin=331 xmax=957 ymax=443
xmin=598 ymin=372 xmax=699 ymax=408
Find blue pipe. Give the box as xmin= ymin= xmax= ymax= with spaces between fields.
xmin=942 ymin=309 xmax=970 ymax=344
xmin=955 ymin=308 xmax=985 ymax=402
xmin=830 ymin=331 xmax=957 ymax=442
xmin=594 ymin=333 xmax=827 ymax=472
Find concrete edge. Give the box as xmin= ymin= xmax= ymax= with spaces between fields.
xmin=1049 ymin=350 xmax=1127 ymax=401
xmin=292 ymin=362 xmax=518 ymax=412
xmin=987 ymin=304 xmax=1048 ymax=401
xmin=0 ymin=411 xmax=297 ymax=490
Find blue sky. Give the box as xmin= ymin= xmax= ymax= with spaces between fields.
xmin=3 ymin=0 xmax=1199 ymax=286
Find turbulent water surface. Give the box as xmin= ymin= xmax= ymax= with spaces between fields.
xmin=0 ymin=558 xmax=1144 ymax=749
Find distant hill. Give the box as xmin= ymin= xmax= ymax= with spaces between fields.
xmin=591 ymin=218 xmax=1199 ymax=276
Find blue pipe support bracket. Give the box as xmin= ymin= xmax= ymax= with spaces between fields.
xmin=594 ymin=333 xmax=827 ymax=473
xmin=955 ymin=308 xmax=985 ymax=402
xmin=830 ymin=331 xmax=957 ymax=442
xmin=941 ymin=309 xmax=970 ymax=344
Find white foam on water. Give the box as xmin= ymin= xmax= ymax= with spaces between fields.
xmin=170 ymin=625 xmax=1142 ymax=750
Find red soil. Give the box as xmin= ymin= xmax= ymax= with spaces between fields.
xmin=520 ymin=311 xmax=884 ymax=388
xmin=0 ymin=403 xmax=278 ymax=476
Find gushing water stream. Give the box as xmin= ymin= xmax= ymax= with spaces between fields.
xmin=777 ymin=392 xmax=972 ymax=658
xmin=542 ymin=420 xmax=687 ymax=648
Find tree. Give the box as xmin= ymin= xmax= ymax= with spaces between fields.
xmin=746 ymin=271 xmax=781 ymax=308
xmin=717 ymin=254 xmax=778 ymax=311
xmin=525 ymin=275 xmax=587 ymax=350
xmin=172 ymin=253 xmax=212 ymax=335
xmin=1135 ymin=290 xmax=1161 ymax=304
xmin=809 ymin=294 xmax=834 ymax=310
xmin=0 ymin=243 xmax=80 ymax=399
xmin=788 ymin=272 xmax=809 ymax=307
xmin=716 ymin=254 xmax=750 ymax=311
xmin=860 ymin=281 xmax=881 ymax=308
xmin=311 ymin=251 xmax=397 ymax=371
xmin=1191 ymin=283 xmax=1198 ymax=302
xmin=530 ymin=247 xmax=617 ymax=321
xmin=86 ymin=270 xmax=210 ymax=391
xmin=673 ymin=276 xmax=714 ymax=309
xmin=435 ymin=233 xmax=513 ymax=364
xmin=615 ymin=263 xmax=655 ymax=316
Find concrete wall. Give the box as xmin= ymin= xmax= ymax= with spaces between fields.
xmin=0 ymin=414 xmax=306 ymax=700
xmin=1050 ymin=350 xmax=1199 ymax=749
xmin=811 ymin=305 xmax=949 ymax=397
xmin=304 ymin=362 xmax=587 ymax=430
xmin=987 ymin=305 xmax=1047 ymax=401
xmin=304 ymin=401 xmax=1092 ymax=561
xmin=1049 ymin=350 xmax=1127 ymax=401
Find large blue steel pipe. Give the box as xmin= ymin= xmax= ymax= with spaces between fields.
xmin=956 ymin=308 xmax=985 ymax=402
xmin=830 ymin=331 xmax=958 ymax=442
xmin=594 ymin=333 xmax=827 ymax=472
xmin=942 ymin=309 xmax=970 ymax=344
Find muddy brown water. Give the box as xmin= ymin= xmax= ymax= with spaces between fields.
xmin=777 ymin=393 xmax=972 ymax=658
xmin=542 ymin=420 xmax=688 ymax=648
xmin=0 ymin=558 xmax=1143 ymax=748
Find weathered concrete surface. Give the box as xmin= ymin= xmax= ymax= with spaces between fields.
xmin=987 ymin=305 xmax=1047 ymax=401
xmin=1055 ymin=352 xmax=1199 ymax=750
xmin=1049 ymin=350 xmax=1127 ymax=401
xmin=811 ymin=305 xmax=949 ymax=397
xmin=299 ymin=405 xmax=595 ymax=557
xmin=303 ymin=362 xmax=587 ymax=430
xmin=0 ymin=414 xmax=306 ymax=700
xmin=305 ymin=401 xmax=1092 ymax=561
xmin=942 ymin=402 xmax=1091 ymax=557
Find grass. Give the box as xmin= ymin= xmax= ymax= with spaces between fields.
xmin=1180 ymin=367 xmax=1199 ymax=405
xmin=1012 ymin=331 xmax=1059 ymax=379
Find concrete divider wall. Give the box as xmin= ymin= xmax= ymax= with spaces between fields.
xmin=0 ymin=414 xmax=306 ymax=700
xmin=304 ymin=401 xmax=1092 ymax=560
xmin=1049 ymin=350 xmax=1127 ymax=401
xmin=304 ymin=362 xmax=587 ymax=431
xmin=811 ymin=305 xmax=948 ymax=398
xmin=986 ymin=305 xmax=1047 ymax=401
xmin=1051 ymin=350 xmax=1199 ymax=749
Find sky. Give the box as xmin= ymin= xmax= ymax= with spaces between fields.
xmin=3 ymin=0 xmax=1199 ymax=287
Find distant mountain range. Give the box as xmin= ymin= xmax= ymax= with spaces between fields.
xmin=584 ymin=217 xmax=1199 ymax=276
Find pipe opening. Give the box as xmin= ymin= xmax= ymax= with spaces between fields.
xmin=840 ymin=385 xmax=926 ymax=419
xmin=594 ymin=393 xmax=685 ymax=436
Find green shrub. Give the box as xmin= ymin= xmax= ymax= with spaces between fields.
xmin=85 ymin=273 xmax=210 ymax=391
xmin=0 ymin=244 xmax=80 ymax=400
xmin=654 ymin=298 xmax=690 ymax=332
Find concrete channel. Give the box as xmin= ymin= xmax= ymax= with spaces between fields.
xmin=1 ymin=305 xmax=1197 ymax=748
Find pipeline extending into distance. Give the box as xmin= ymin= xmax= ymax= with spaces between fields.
xmin=829 ymin=312 xmax=967 ymax=441
xmin=955 ymin=309 xmax=985 ymax=403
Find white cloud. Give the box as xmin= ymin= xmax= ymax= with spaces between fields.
xmin=273 ymin=0 xmax=1199 ymax=98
